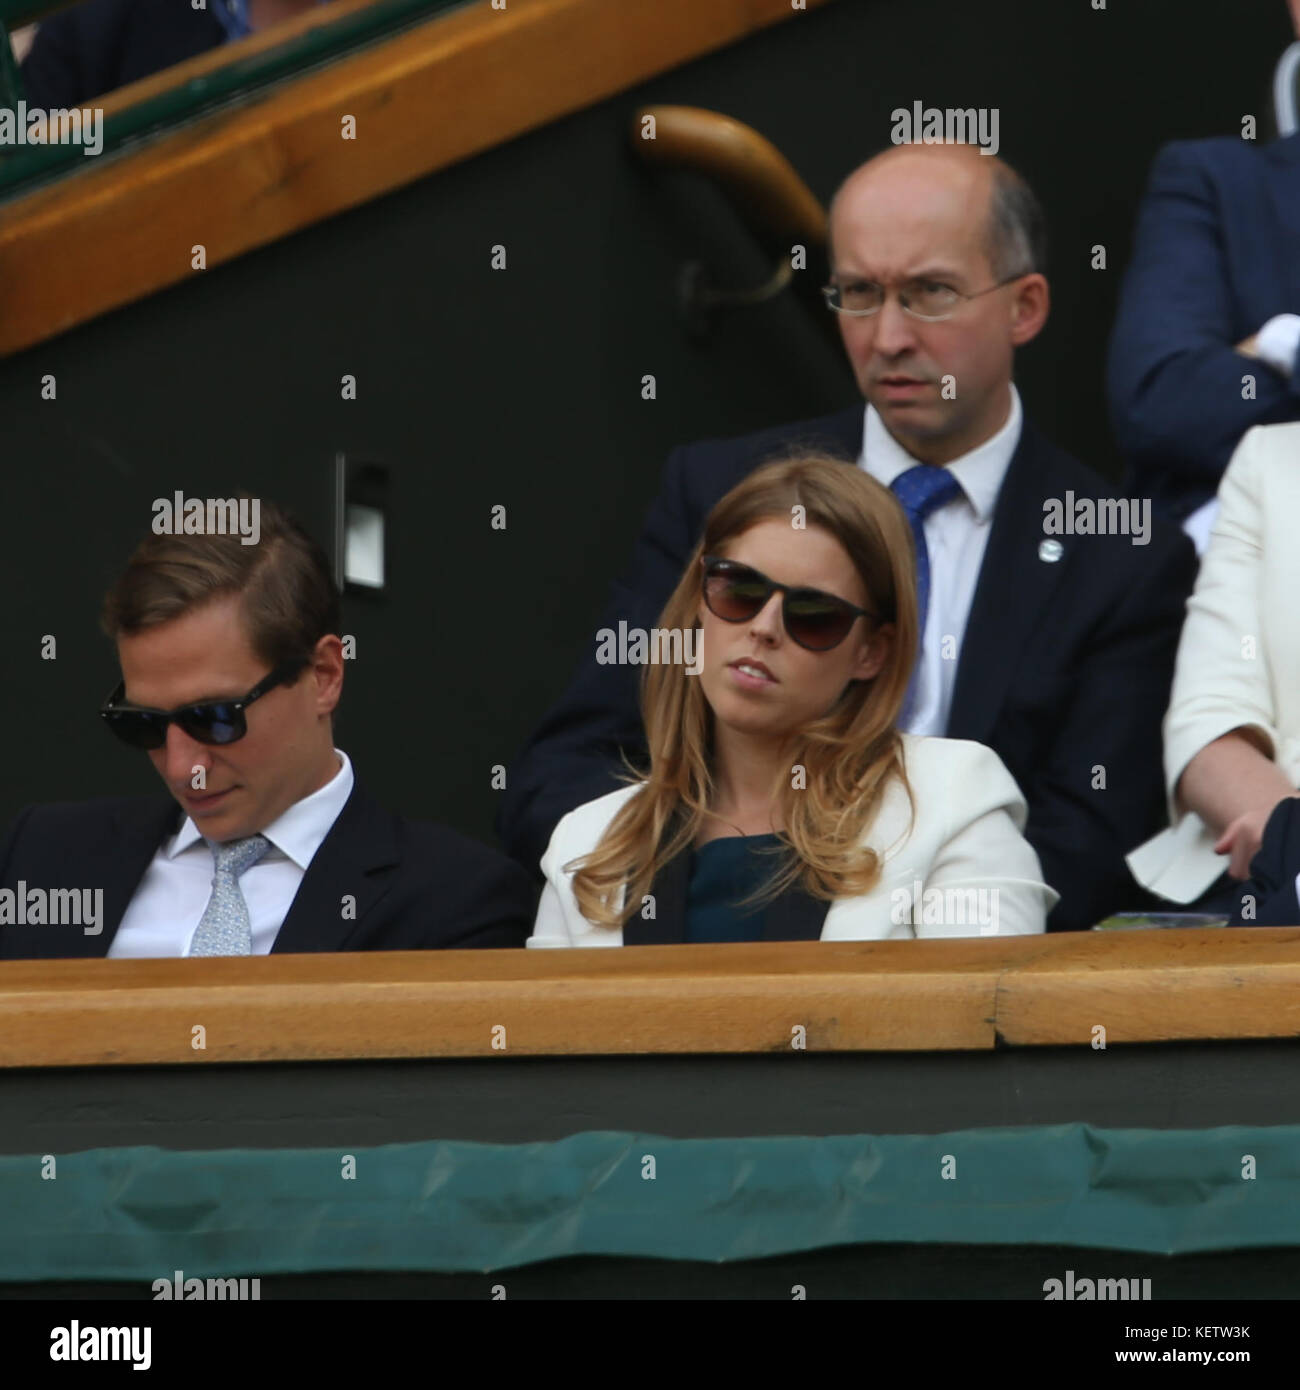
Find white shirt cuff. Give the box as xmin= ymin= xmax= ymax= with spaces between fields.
xmin=1181 ymin=497 xmax=1219 ymax=558
xmin=1255 ymin=314 xmax=1300 ymax=376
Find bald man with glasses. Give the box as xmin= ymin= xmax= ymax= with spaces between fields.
xmin=501 ymin=143 xmax=1197 ymax=933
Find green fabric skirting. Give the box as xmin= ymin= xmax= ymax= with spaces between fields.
xmin=3 ymin=1122 xmax=1298 ymax=1281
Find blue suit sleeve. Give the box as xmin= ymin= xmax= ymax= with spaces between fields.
xmin=1026 ymin=526 xmax=1197 ymax=931
xmin=1107 ymin=141 xmax=1300 ymax=502
xmin=1230 ymin=797 xmax=1298 ymax=926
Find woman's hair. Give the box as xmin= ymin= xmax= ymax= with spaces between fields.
xmin=571 ymin=452 xmax=920 ymax=928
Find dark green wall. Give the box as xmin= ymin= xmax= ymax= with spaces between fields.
xmin=0 ymin=0 xmax=1289 ymax=848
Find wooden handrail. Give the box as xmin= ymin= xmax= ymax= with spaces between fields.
xmin=631 ymin=104 xmax=827 ymax=250
xmin=1 ymin=928 xmax=1298 ymax=1067
xmin=0 ymin=0 xmax=829 ymax=356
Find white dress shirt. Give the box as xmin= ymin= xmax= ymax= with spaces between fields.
xmin=1172 ymin=318 xmax=1300 ymax=558
xmin=108 ymin=749 xmax=355 ymax=958
xmin=1181 ymin=497 xmax=1219 ymax=558
xmin=1255 ymin=313 xmax=1300 ymax=376
xmin=859 ymin=384 xmax=1023 ymax=735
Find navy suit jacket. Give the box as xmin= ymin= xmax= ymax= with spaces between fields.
xmin=0 ymin=778 xmax=536 ymax=959
xmin=1108 ymin=133 xmax=1300 ymax=521
xmin=21 ymin=0 xmax=225 ymax=110
xmin=1230 ymin=798 xmax=1300 ymax=927
xmin=497 ymin=406 xmax=1198 ymax=933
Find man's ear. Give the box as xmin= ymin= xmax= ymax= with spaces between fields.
xmin=312 ymin=634 xmax=345 ymax=716
xmin=1009 ymin=273 xmax=1049 ymax=348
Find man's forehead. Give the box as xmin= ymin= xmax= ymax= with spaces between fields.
xmin=119 ymin=659 xmax=259 ymax=705
xmin=118 ymin=596 xmax=252 ymax=656
xmin=830 ymin=186 xmax=990 ymax=274
xmin=833 ymin=152 xmax=989 ymax=227
xmin=831 ymin=234 xmax=986 ymax=280
xmin=117 ymin=607 xmax=263 ymax=703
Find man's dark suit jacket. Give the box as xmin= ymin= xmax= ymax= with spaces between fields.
xmin=497 ymin=406 xmax=1199 ymax=933
xmin=21 ymin=0 xmax=225 ymax=110
xmin=0 ymin=779 xmax=536 ymax=959
xmin=1108 ymin=133 xmax=1300 ymax=521
xmin=1230 ymin=797 xmax=1300 ymax=927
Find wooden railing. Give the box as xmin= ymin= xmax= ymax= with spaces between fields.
xmin=0 ymin=0 xmax=829 ymax=357
xmin=2 ymin=927 xmax=1298 ymax=1067
xmin=630 ymin=104 xmax=826 ymax=252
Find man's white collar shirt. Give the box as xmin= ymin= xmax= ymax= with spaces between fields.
xmin=108 ymin=749 xmax=355 ymax=958
xmin=859 ymin=384 xmax=1023 ymax=736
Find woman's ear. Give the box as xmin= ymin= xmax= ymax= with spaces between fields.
xmin=851 ymin=622 xmax=894 ymax=683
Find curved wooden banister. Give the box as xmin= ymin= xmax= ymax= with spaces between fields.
xmin=631 ymin=104 xmax=827 ymax=251
xmin=0 ymin=0 xmax=828 ymax=357
xmin=2 ymin=927 xmax=1299 ymax=1068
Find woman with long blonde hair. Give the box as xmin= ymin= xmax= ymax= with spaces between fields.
xmin=528 ymin=455 xmax=1054 ymax=945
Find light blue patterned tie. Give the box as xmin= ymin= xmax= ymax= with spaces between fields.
xmin=189 ymin=834 xmax=271 ymax=957
xmin=890 ymin=464 xmax=964 ymax=720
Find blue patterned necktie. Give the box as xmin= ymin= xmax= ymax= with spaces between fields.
xmin=890 ymin=464 xmax=964 ymax=720
xmin=189 ymin=834 xmax=271 ymax=957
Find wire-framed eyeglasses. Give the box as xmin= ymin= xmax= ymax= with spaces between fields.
xmin=821 ymin=272 xmax=1028 ymax=322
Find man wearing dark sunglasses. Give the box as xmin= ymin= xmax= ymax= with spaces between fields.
xmin=0 ymin=501 xmax=536 ymax=960
xmin=500 ymin=142 xmax=1198 ymax=933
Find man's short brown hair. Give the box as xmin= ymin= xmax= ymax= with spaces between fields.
xmin=101 ymin=498 xmax=342 ymax=671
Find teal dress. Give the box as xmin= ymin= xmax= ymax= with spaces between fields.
xmin=684 ymin=834 xmax=786 ymax=943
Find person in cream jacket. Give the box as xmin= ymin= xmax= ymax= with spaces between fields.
xmin=529 ymin=732 xmax=1055 ymax=946
xmin=1129 ymin=422 xmax=1300 ymax=905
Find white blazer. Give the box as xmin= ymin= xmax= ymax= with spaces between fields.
xmin=1128 ymin=423 xmax=1300 ymax=902
xmin=527 ymin=733 xmax=1056 ymax=945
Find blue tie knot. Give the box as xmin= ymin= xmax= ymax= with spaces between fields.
xmin=890 ymin=464 xmax=963 ymax=520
